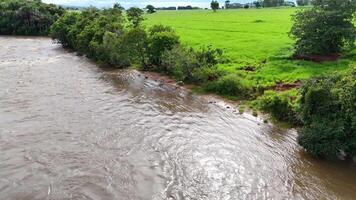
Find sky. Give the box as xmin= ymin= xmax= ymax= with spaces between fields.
xmin=42 ymin=0 xmax=254 ymax=8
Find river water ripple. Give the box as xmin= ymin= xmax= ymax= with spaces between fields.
xmin=1 ymin=37 xmax=356 ymax=200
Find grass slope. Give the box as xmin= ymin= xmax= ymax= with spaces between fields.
xmin=145 ymin=8 xmax=356 ymax=88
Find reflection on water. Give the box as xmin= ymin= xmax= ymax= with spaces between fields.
xmin=0 ymin=37 xmax=356 ymax=200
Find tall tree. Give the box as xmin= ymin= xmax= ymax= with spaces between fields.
xmin=296 ymin=0 xmax=310 ymax=6
xmin=290 ymin=0 xmax=356 ymax=55
xmin=126 ymin=7 xmax=144 ymax=28
xmin=146 ymin=5 xmax=156 ymax=14
xmin=211 ymin=1 xmax=219 ymax=11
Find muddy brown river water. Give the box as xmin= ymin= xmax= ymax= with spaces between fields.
xmin=1 ymin=37 xmax=356 ymax=200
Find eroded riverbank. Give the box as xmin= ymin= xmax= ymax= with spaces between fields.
xmin=1 ymin=37 xmax=356 ymax=200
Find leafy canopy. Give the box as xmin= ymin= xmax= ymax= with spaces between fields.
xmin=290 ymin=0 xmax=356 ymax=55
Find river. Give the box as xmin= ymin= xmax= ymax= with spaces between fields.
xmin=0 ymin=37 xmax=356 ymax=200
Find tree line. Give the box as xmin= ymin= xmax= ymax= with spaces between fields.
xmin=50 ymin=6 xmax=225 ymax=83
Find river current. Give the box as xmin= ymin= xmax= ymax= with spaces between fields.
xmin=0 ymin=37 xmax=356 ymax=200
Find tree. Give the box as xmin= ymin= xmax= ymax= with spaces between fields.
xmin=148 ymin=25 xmax=180 ymax=67
xmin=262 ymin=0 xmax=284 ymax=7
xmin=210 ymin=1 xmax=219 ymax=11
xmin=253 ymin=1 xmax=262 ymax=8
xmin=113 ymin=3 xmax=124 ymax=10
xmin=126 ymin=7 xmax=144 ymax=28
xmin=0 ymin=0 xmax=65 ymax=35
xmin=290 ymin=0 xmax=356 ymax=56
xmin=146 ymin=5 xmax=156 ymax=14
xmin=296 ymin=0 xmax=310 ymax=6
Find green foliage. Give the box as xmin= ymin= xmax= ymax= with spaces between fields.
xmin=50 ymin=6 xmax=133 ymax=67
xmin=210 ymin=1 xmax=219 ymax=11
xmin=148 ymin=24 xmax=174 ymax=36
xmin=196 ymin=45 xmax=224 ymax=67
xmin=296 ymin=0 xmax=310 ymax=6
xmin=204 ymin=74 xmax=253 ymax=99
xmin=146 ymin=5 xmax=156 ymax=14
xmin=262 ymin=0 xmax=285 ymax=7
xmin=161 ymin=46 xmax=200 ymax=81
xmin=0 ymin=0 xmax=65 ymax=35
xmin=126 ymin=7 xmax=144 ymax=28
xmin=290 ymin=0 xmax=356 ymax=55
xmin=298 ymin=66 xmax=356 ymax=158
xmin=254 ymin=90 xmax=299 ymax=123
xmin=160 ymin=45 xmax=225 ymax=82
xmin=148 ymin=28 xmax=180 ymax=66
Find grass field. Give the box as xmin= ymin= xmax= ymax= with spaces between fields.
xmin=145 ymin=8 xmax=356 ymax=88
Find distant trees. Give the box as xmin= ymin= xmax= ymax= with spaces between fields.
xmin=262 ymin=0 xmax=284 ymax=7
xmin=296 ymin=0 xmax=310 ymax=6
xmin=290 ymin=0 xmax=356 ymax=56
xmin=211 ymin=1 xmax=219 ymax=11
xmin=253 ymin=1 xmax=263 ymax=8
xmin=126 ymin=7 xmax=144 ymax=28
xmin=0 ymin=0 xmax=65 ymax=35
xmin=146 ymin=5 xmax=156 ymax=14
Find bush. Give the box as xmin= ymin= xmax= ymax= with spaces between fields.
xmin=50 ymin=12 xmax=80 ymax=48
xmin=148 ymin=24 xmax=174 ymax=36
xmin=160 ymin=45 xmax=226 ymax=82
xmin=254 ymin=90 xmax=299 ymax=123
xmin=297 ymin=66 xmax=356 ymax=158
xmin=204 ymin=74 xmax=252 ymax=98
xmin=192 ymin=66 xmax=225 ymax=83
xmin=161 ymin=46 xmax=199 ymax=81
xmin=290 ymin=0 xmax=356 ymax=55
xmin=148 ymin=31 xmax=180 ymax=66
xmin=121 ymin=27 xmax=149 ymax=67
xmin=196 ymin=45 xmax=224 ymax=67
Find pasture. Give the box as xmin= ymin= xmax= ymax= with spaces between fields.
xmin=145 ymin=8 xmax=355 ymax=87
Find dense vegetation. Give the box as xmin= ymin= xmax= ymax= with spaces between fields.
xmin=50 ymin=7 xmax=224 ymax=83
xmin=290 ymin=0 xmax=356 ymax=56
xmin=0 ymin=0 xmax=64 ymax=35
xmin=298 ymin=67 xmax=356 ymax=158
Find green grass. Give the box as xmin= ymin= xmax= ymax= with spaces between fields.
xmin=145 ymin=8 xmax=356 ymax=87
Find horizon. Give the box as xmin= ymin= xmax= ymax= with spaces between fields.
xmin=42 ymin=0 xmax=296 ymax=9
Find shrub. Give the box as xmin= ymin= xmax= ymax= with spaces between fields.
xmin=161 ymin=45 xmax=226 ymax=82
xmin=290 ymin=0 xmax=356 ymax=55
xmin=192 ymin=66 xmax=225 ymax=83
xmin=204 ymin=74 xmax=252 ymax=98
xmin=50 ymin=12 xmax=80 ymax=48
xmin=161 ymin=46 xmax=199 ymax=81
xmin=196 ymin=45 xmax=224 ymax=67
xmin=254 ymin=90 xmax=299 ymax=123
xmin=148 ymin=31 xmax=180 ymax=66
xmin=121 ymin=27 xmax=149 ymax=67
xmin=297 ymin=66 xmax=356 ymax=158
xmin=148 ymin=24 xmax=174 ymax=36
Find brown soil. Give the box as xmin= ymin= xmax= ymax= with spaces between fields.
xmin=274 ymin=80 xmax=302 ymax=91
xmin=243 ymin=65 xmax=256 ymax=72
xmin=293 ymin=54 xmax=340 ymax=63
